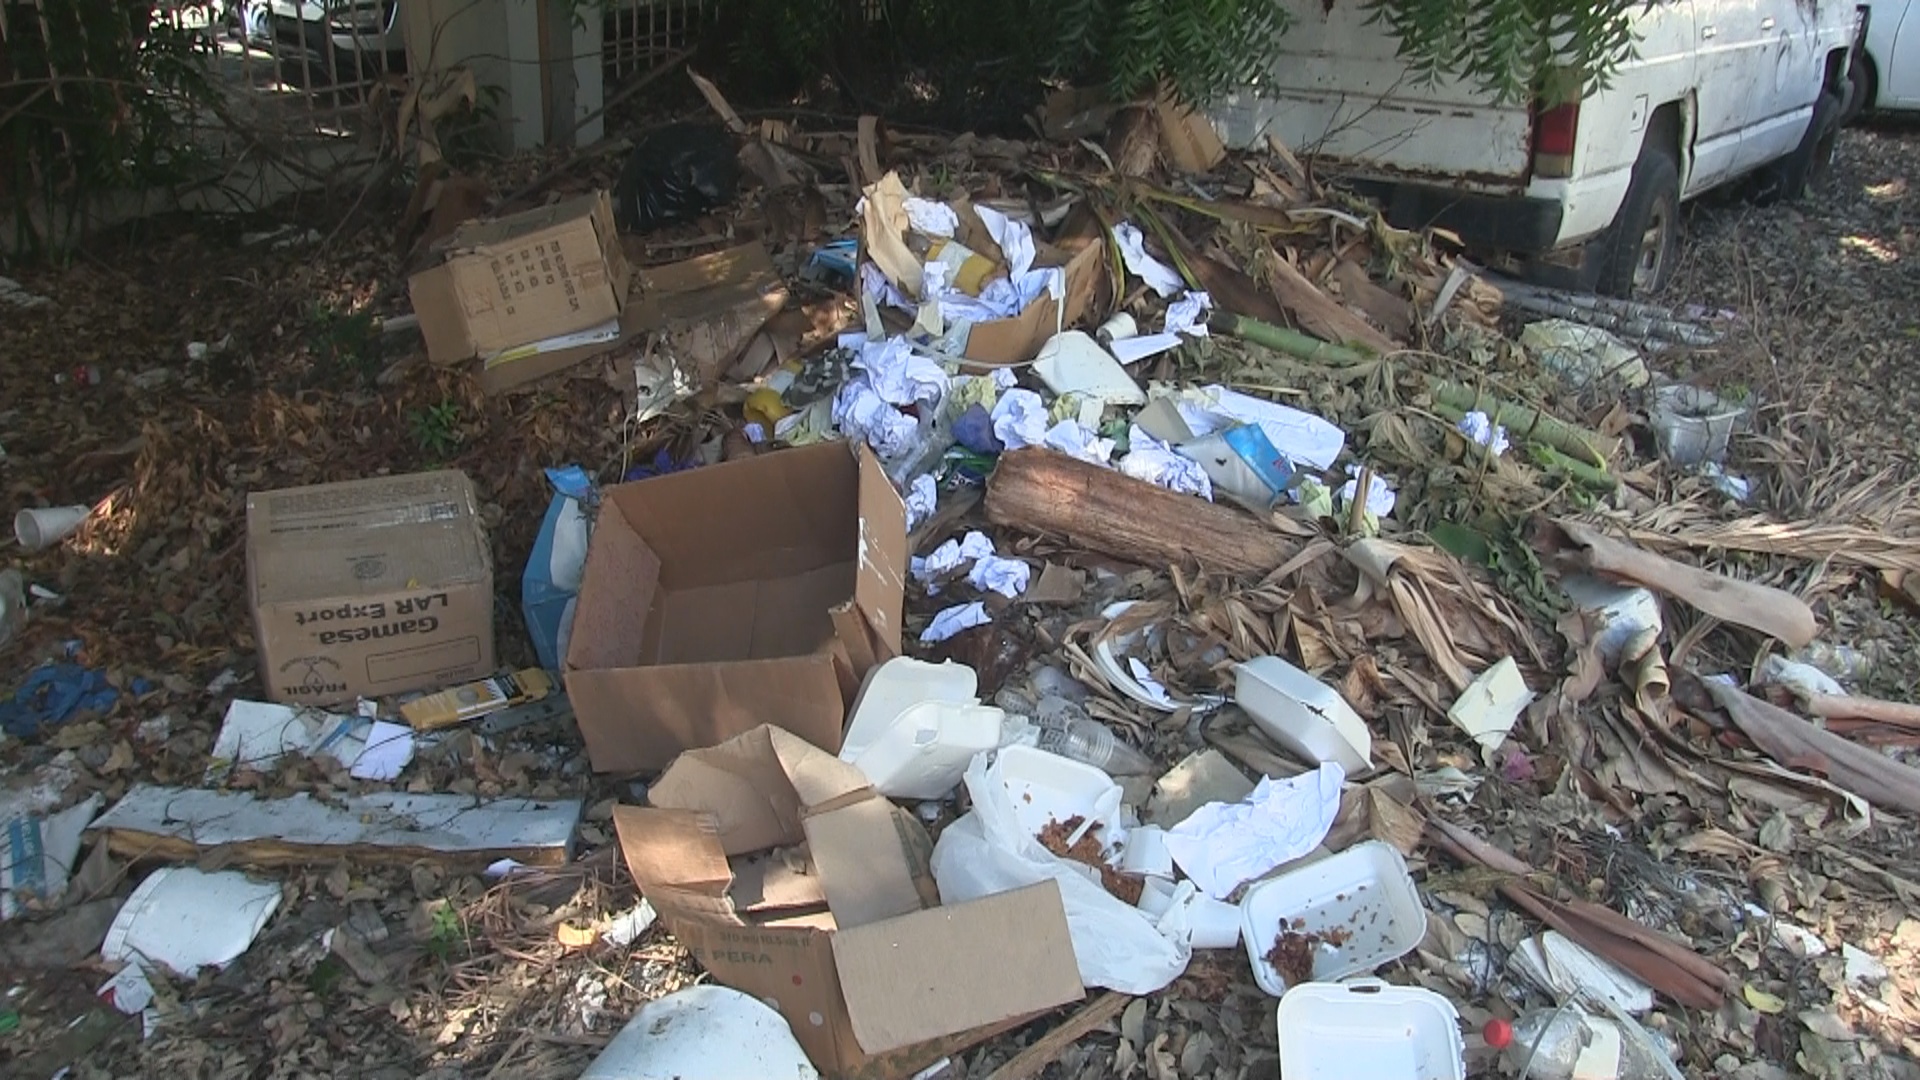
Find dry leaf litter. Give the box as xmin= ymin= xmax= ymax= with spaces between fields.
xmin=1 ymin=87 xmax=1918 ymax=1080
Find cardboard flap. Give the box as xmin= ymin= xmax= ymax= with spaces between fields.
xmin=409 ymin=264 xmax=476 ymax=366
xmin=851 ymin=446 xmax=908 ymax=651
xmin=804 ymin=798 xmax=930 ymax=930
xmin=563 ymin=496 xmax=660 ymax=675
xmin=729 ymin=847 xmax=829 ymax=914
xmin=649 ymin=727 xmax=810 ymax=854
xmin=565 ymin=655 xmax=846 ymax=774
xmin=611 ymin=807 xmax=734 ymax=906
xmin=831 ymin=882 xmax=1085 ymax=1055
xmin=649 ymin=727 xmax=875 ymax=856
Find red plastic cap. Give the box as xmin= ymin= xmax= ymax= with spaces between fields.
xmin=1484 ymin=1018 xmax=1514 ymax=1049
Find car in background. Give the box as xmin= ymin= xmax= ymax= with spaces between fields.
xmin=239 ymin=0 xmax=405 ymax=88
xmin=1847 ymin=1 xmax=1920 ymax=119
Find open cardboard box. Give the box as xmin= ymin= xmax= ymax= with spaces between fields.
xmin=614 ymin=726 xmax=1085 ymax=1079
xmin=861 ymin=172 xmax=1105 ymax=366
xmin=410 ymin=191 xmax=631 ymax=368
xmin=564 ymin=441 xmax=906 ymax=773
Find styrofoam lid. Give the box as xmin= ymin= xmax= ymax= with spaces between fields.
xmin=1277 ymin=979 xmax=1465 ymax=1080
xmin=582 ymin=984 xmax=820 ymax=1079
xmin=101 ymin=866 xmax=282 ymax=976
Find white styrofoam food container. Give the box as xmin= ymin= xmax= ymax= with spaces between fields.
xmin=1235 ymin=656 xmax=1371 ymax=774
xmin=848 ymin=700 xmax=1005 ymax=799
xmin=1276 ymin=979 xmax=1466 ymax=1080
xmin=840 ymin=657 xmax=979 ymax=762
xmin=1240 ymin=840 xmax=1424 ymax=996
xmin=995 ymin=744 xmax=1126 ymax=851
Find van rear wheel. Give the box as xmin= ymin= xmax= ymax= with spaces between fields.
xmin=1594 ymin=141 xmax=1680 ymax=298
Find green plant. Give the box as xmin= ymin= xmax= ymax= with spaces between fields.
xmin=2 ymin=1 xmax=221 ymax=258
xmin=409 ymin=401 xmax=463 ymax=459
xmin=1365 ymin=0 xmax=1642 ymax=103
xmin=424 ymin=900 xmax=470 ymax=962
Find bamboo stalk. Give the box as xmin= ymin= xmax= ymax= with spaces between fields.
xmin=1430 ymin=379 xmax=1617 ymax=467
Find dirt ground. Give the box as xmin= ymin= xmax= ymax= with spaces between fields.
xmin=3 ymin=119 xmax=1920 ymax=1079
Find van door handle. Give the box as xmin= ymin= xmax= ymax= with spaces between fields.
xmin=1761 ymin=16 xmax=1775 ymax=30
xmin=1702 ymin=24 xmax=1717 ymax=39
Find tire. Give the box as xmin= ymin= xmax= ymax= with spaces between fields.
xmin=1756 ymin=89 xmax=1842 ymax=204
xmin=1593 ymin=140 xmax=1681 ymax=298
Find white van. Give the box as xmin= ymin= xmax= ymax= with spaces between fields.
xmin=1215 ymin=2 xmax=1864 ymax=296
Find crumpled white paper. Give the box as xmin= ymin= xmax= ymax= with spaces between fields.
xmin=1456 ymin=410 xmax=1510 ymax=456
xmin=1119 ymin=426 xmax=1213 ymax=499
xmin=992 ymin=388 xmax=1050 ymax=449
xmin=912 ymin=530 xmax=996 ymax=583
xmin=903 ymin=197 xmax=959 ymax=238
xmin=1165 ymin=291 xmax=1213 ymax=337
xmin=1043 ymin=419 xmax=1116 ymax=465
xmin=1164 ymin=764 xmax=1345 ymax=899
xmin=833 ymin=381 xmax=920 ymax=459
xmin=846 ymin=334 xmax=946 ymax=408
xmin=905 ymin=474 xmax=938 ymax=531
xmin=969 ymin=556 xmax=1031 ymax=598
xmin=1114 ymin=222 xmax=1185 ymax=297
xmin=1339 ymin=464 xmax=1397 ymax=518
xmin=921 ymin=601 xmax=991 ymax=643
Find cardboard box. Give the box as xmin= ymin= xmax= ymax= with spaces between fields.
xmin=247 ymin=470 xmax=494 ymax=704
xmin=472 ymin=242 xmax=789 ymax=396
xmin=410 ymin=190 xmax=631 ymax=367
xmin=564 ymin=441 xmax=906 ymax=773
xmin=614 ymin=726 xmax=1084 ymax=1079
xmin=861 ymin=173 xmax=1105 ymax=367
xmin=949 ymin=207 xmax=1104 ymax=366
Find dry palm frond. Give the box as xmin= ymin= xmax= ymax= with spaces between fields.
xmin=1607 ymin=512 xmax=1920 ymax=575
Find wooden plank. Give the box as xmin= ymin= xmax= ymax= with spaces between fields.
xmin=90 ymin=786 xmax=582 ymax=869
xmin=986 ymin=449 xmax=1298 ymax=577
xmin=987 ymin=992 xmax=1129 ymax=1080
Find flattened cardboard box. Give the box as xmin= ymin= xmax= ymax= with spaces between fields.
xmin=614 ymin=726 xmax=1084 ymax=1079
xmin=247 ymin=470 xmax=494 ymax=705
xmin=564 ymin=441 xmax=906 ymax=773
xmin=410 ymin=190 xmax=631 ymax=366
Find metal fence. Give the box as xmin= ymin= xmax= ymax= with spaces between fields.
xmin=603 ymin=0 xmax=701 ymax=84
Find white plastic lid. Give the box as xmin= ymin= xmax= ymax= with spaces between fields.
xmin=1277 ymin=979 xmax=1465 ymax=1080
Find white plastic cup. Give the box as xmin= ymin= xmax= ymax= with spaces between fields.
xmin=1119 ymin=825 xmax=1174 ymax=878
xmin=1137 ymin=875 xmax=1180 ymax=918
xmin=15 ymin=505 xmax=91 ymax=551
xmin=1097 ymin=312 xmax=1138 ymax=344
xmin=1186 ymin=893 xmax=1242 ymax=949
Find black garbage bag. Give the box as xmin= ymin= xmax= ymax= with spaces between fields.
xmin=612 ymin=123 xmax=741 ymax=233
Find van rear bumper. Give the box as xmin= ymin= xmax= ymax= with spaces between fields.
xmin=1346 ymin=179 xmax=1564 ymax=254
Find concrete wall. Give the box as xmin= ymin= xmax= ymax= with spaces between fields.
xmin=402 ymin=0 xmax=604 ymax=151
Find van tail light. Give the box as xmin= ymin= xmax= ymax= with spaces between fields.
xmin=1532 ymin=100 xmax=1580 ymax=179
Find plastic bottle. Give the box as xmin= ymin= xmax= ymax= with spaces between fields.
xmin=1789 ymin=641 xmax=1875 ymax=685
xmin=1031 ymin=707 xmax=1155 ymax=776
xmin=1485 ymin=1008 xmax=1680 ymax=1080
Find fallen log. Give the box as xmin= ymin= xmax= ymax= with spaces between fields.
xmin=986 ymin=449 xmax=1299 ymax=576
